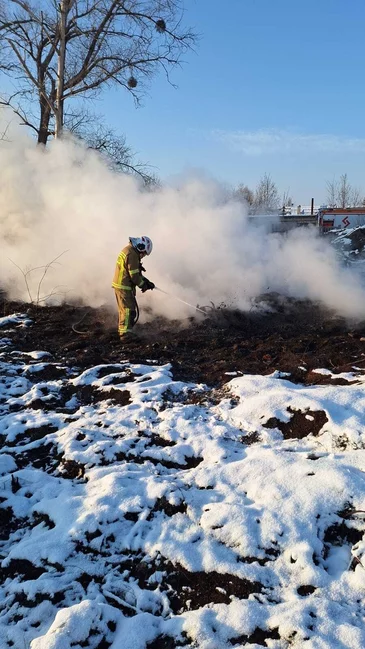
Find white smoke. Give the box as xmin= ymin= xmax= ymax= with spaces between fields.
xmin=1 ymin=111 xmax=365 ymax=321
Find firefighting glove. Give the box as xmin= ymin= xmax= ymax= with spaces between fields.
xmin=139 ymin=263 xmax=146 ymax=273
xmin=141 ymin=279 xmax=155 ymax=292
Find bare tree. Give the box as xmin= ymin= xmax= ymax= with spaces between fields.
xmin=337 ymin=174 xmax=353 ymax=208
xmin=232 ymin=183 xmax=255 ymax=207
xmin=326 ymin=178 xmax=337 ymax=207
xmin=253 ymin=173 xmax=279 ymax=213
xmin=0 ymin=0 xmax=196 ymax=144
xmin=326 ymin=174 xmax=363 ymax=208
xmin=351 ymin=187 xmax=362 ymax=207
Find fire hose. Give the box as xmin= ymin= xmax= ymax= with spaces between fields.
xmin=154 ymin=287 xmax=207 ymax=316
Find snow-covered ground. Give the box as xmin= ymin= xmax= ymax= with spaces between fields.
xmin=1 ymin=315 xmax=365 ymax=648
xmin=330 ymin=225 xmax=365 ymax=269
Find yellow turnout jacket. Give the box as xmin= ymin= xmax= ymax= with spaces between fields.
xmin=112 ymin=243 xmax=146 ymax=292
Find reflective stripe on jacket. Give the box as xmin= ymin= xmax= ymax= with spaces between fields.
xmin=112 ymin=243 xmax=145 ymax=291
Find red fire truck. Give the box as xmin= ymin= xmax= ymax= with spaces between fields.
xmin=318 ymin=207 xmax=365 ymax=232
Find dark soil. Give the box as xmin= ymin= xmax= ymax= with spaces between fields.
xmin=165 ymin=567 xmax=262 ymax=614
xmin=146 ymin=496 xmax=187 ymax=520
xmin=14 ymin=441 xmax=60 ymax=471
xmin=147 ymin=636 xmax=189 ymax=649
xmin=297 ymin=585 xmax=317 ymax=597
xmin=318 ymin=510 xmax=365 ymax=568
xmin=229 ymin=627 xmax=280 ymax=646
xmin=2 ymin=293 xmax=365 ymax=387
xmin=118 ymin=552 xmax=262 ymax=614
xmin=264 ymin=407 xmax=328 ymax=439
xmin=62 ymin=384 xmax=132 ymax=408
xmin=323 ymin=521 xmax=364 ymax=547
xmin=0 ymin=505 xmax=24 ymax=541
xmin=10 ymin=424 xmax=59 ymax=446
xmin=1 ymin=558 xmax=47 ymax=581
xmin=114 ymin=450 xmax=203 ymax=470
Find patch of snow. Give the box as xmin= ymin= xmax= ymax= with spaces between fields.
xmin=1 ymin=330 xmax=365 ymax=648
xmin=0 ymin=313 xmax=32 ymax=328
xmin=24 ymin=351 xmax=52 ymax=360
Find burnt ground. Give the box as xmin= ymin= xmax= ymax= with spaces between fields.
xmin=2 ymin=292 xmax=365 ymax=387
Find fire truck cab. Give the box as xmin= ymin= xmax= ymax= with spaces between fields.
xmin=318 ymin=207 xmax=365 ymax=232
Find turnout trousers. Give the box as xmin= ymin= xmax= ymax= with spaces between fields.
xmin=114 ymin=289 xmax=137 ymax=337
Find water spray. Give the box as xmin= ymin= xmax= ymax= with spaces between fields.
xmin=155 ymin=287 xmax=207 ymax=316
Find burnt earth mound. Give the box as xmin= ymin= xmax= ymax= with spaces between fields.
xmin=2 ymin=293 xmax=365 ymax=386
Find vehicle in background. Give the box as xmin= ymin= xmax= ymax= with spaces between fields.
xmin=318 ymin=207 xmax=365 ymax=232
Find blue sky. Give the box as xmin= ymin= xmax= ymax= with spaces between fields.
xmin=105 ymin=1 xmax=365 ymax=203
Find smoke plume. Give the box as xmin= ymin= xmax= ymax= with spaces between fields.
xmin=1 ymin=112 xmax=365 ymax=321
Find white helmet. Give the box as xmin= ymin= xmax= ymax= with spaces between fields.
xmin=129 ymin=236 xmax=153 ymax=255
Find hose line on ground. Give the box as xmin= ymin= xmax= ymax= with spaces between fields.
xmin=134 ymin=296 xmax=140 ymax=326
xmin=72 ymin=309 xmax=92 ymax=335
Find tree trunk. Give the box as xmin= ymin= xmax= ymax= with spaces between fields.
xmin=55 ymin=0 xmax=68 ymax=138
xmin=37 ymin=97 xmax=51 ymax=145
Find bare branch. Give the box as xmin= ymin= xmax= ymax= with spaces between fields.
xmin=35 ymin=250 xmax=69 ymax=305
xmin=0 ymin=94 xmax=40 ymax=133
xmin=8 ymin=257 xmax=33 ymax=303
xmin=68 ymin=116 xmax=158 ymax=184
xmin=8 ymin=251 xmax=69 ymax=305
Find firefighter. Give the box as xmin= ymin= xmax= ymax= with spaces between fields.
xmin=112 ymin=236 xmax=155 ymax=341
